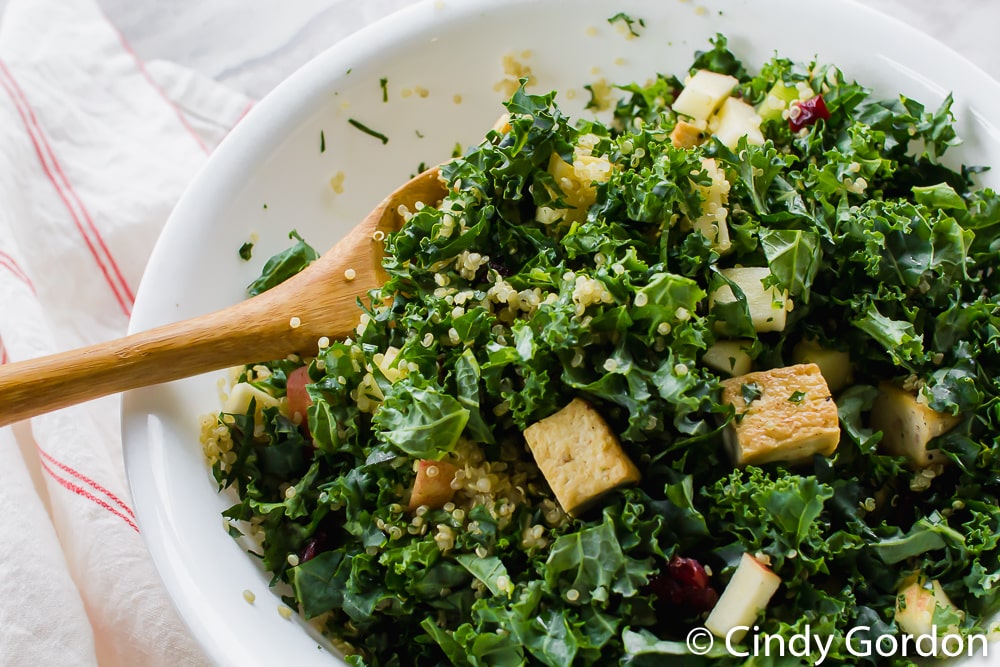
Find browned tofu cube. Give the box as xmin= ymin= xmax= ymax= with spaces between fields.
xmin=719 ymin=363 xmax=840 ymax=467
xmin=870 ymin=383 xmax=961 ymax=469
xmin=670 ymin=119 xmax=707 ymax=149
xmin=523 ymin=398 xmax=640 ymax=516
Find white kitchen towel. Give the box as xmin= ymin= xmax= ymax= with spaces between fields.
xmin=0 ymin=0 xmax=252 ymax=664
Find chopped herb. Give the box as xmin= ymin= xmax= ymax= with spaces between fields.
xmin=608 ymin=11 xmax=645 ymax=37
xmin=415 ymin=129 xmax=425 ymax=139
xmin=788 ymin=391 xmax=807 ymax=404
xmin=741 ymin=382 xmax=763 ymax=405
xmin=348 ymin=118 xmax=389 ymax=144
xmin=238 ymin=241 xmax=254 ymax=261
xmin=380 ymin=77 xmax=389 ymax=102
xmin=319 ymin=130 xmax=326 ymax=153
xmin=450 ymin=142 xmax=463 ymax=158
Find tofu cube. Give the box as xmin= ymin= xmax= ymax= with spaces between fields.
xmin=719 ymin=363 xmax=840 ymax=467
xmin=523 ymin=398 xmax=640 ymax=516
xmin=670 ymin=118 xmax=707 ymax=149
xmin=709 ymin=267 xmax=789 ymax=333
xmin=870 ymin=383 xmax=961 ymax=468
xmin=672 ymin=70 xmax=739 ymax=121
xmin=702 ymin=339 xmax=754 ymax=377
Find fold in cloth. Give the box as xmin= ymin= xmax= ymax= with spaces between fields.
xmin=0 ymin=0 xmax=251 ymax=663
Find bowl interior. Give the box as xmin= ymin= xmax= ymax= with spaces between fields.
xmin=123 ymin=1 xmax=1000 ymax=664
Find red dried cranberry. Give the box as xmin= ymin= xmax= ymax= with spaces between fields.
xmin=788 ymin=95 xmax=830 ymax=132
xmin=300 ymin=531 xmax=328 ymax=563
xmin=647 ymin=555 xmax=719 ymax=614
xmin=488 ymin=257 xmax=512 ymax=277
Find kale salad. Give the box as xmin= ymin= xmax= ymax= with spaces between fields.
xmin=200 ymin=36 xmax=1000 ymax=665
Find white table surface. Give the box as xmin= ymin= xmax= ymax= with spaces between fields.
xmin=82 ymin=0 xmax=1000 ymax=102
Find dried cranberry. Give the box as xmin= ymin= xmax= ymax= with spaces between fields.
xmin=647 ymin=555 xmax=719 ymax=614
xmin=488 ymin=257 xmax=512 ymax=277
xmin=299 ymin=531 xmax=329 ymax=563
xmin=788 ymin=95 xmax=830 ymax=132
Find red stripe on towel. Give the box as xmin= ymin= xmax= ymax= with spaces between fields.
xmin=110 ymin=26 xmax=209 ymax=154
xmin=0 ymin=251 xmax=35 ymax=293
xmin=37 ymin=447 xmax=135 ymax=519
xmin=233 ymin=100 xmax=255 ymax=128
xmin=40 ymin=457 xmax=139 ymax=533
xmin=0 ymin=60 xmax=134 ymax=316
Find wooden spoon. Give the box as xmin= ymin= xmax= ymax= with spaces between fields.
xmin=0 ymin=166 xmax=447 ymax=427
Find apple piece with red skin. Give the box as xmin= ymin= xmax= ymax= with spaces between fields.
xmin=286 ymin=365 xmax=313 ymax=426
xmin=407 ymin=459 xmax=460 ymax=512
xmin=704 ymin=553 xmax=782 ymax=641
xmin=895 ymin=574 xmax=964 ymax=640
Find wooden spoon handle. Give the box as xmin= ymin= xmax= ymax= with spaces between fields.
xmin=0 ymin=297 xmax=307 ymax=427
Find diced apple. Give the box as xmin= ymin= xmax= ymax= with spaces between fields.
xmin=709 ymin=97 xmax=764 ymax=149
xmin=709 ymin=267 xmax=789 ymax=333
xmin=705 ymin=553 xmax=782 ymax=641
xmin=491 ymin=113 xmax=512 ymax=134
xmin=791 ymin=339 xmax=852 ymax=392
xmin=702 ymin=339 xmax=753 ymax=376
xmin=539 ymin=153 xmax=599 ymax=225
xmin=757 ymin=81 xmax=801 ymax=122
xmin=672 ymin=70 xmax=739 ymax=121
xmin=895 ymin=574 xmax=963 ymax=640
xmin=224 ymin=382 xmax=281 ymax=415
xmin=407 ymin=459 xmax=460 ymax=512
xmin=870 ymin=383 xmax=961 ymax=468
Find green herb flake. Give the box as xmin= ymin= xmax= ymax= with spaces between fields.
xmin=788 ymin=390 xmax=807 ymax=404
xmin=319 ymin=130 xmax=326 ymax=154
xmin=380 ymin=77 xmax=389 ymax=102
xmin=741 ymin=381 xmax=763 ymax=405
xmin=348 ymin=118 xmax=389 ymax=144
xmin=238 ymin=241 xmax=254 ymax=261
xmin=608 ymin=12 xmax=645 ymax=37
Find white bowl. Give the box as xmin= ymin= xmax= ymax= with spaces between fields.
xmin=122 ymin=0 xmax=1000 ymax=665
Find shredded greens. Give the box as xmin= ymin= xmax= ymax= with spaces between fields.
xmin=205 ymin=35 xmax=1000 ymax=665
